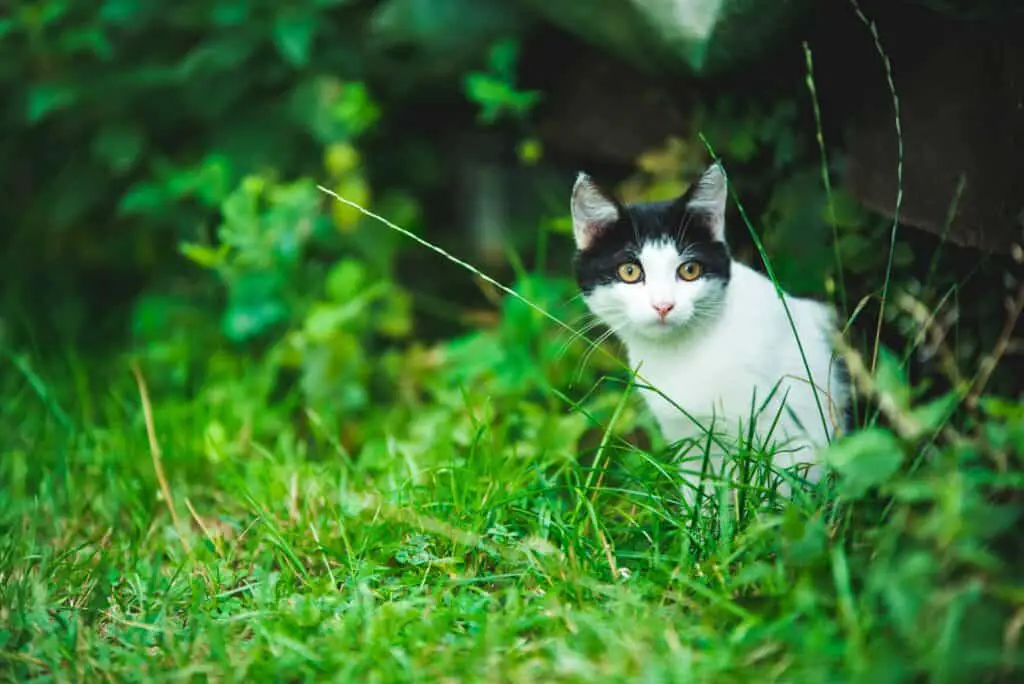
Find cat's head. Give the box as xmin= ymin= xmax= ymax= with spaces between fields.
xmin=570 ymin=163 xmax=732 ymax=342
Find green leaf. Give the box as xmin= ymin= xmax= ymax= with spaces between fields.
xmin=91 ymin=125 xmax=144 ymax=174
xmin=910 ymin=392 xmax=958 ymax=435
xmin=179 ymin=242 xmax=228 ymax=269
xmin=325 ymin=260 xmax=368 ymax=302
xmin=176 ymin=36 xmax=255 ymax=80
xmin=761 ymin=169 xmax=834 ymax=295
xmin=464 ymin=73 xmax=540 ymax=124
xmin=212 ymin=0 xmax=251 ymax=26
xmin=118 ymin=181 xmax=167 ymax=216
xmin=372 ymin=0 xmax=524 ymax=54
xmin=487 ymin=38 xmax=520 ymax=80
xmin=26 ymin=83 xmax=76 ymax=122
xmin=874 ymin=346 xmax=912 ymax=410
xmin=334 ymin=82 xmax=382 ymax=138
xmin=837 ymin=232 xmax=873 ymax=272
xmin=377 ymin=290 xmax=412 ymax=338
xmin=979 ymin=397 xmax=1024 ymax=453
xmin=222 ymin=272 xmax=289 ymax=342
xmin=273 ymin=9 xmax=317 ymax=67
xmin=222 ymin=298 xmax=288 ymax=343
xmin=304 ymin=303 xmax=347 ymax=341
xmin=195 ymin=154 xmax=236 ymax=206
xmin=289 ymin=77 xmax=381 ymax=143
xmin=59 ymin=27 xmax=114 ymax=61
xmin=100 ymin=0 xmax=147 ymax=24
xmin=222 ymin=301 xmax=288 ymax=342
xmin=826 ymin=189 xmax=870 ymax=228
xmin=780 ymin=507 xmax=827 ymax=567
xmin=894 ymin=242 xmax=914 ymax=267
xmin=824 ymin=428 xmax=905 ymax=499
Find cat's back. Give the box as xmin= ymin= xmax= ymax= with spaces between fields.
xmin=726 ymin=261 xmax=845 ymax=436
xmin=717 ymin=261 xmax=840 ymax=402
xmin=725 ymin=262 xmax=837 ymax=355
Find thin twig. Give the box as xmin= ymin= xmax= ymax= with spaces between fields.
xmin=130 ymin=360 xmax=191 ymax=555
xmin=832 ymin=335 xmax=923 ymax=441
xmin=965 ymin=281 xmax=1024 ymax=408
xmin=894 ymin=291 xmax=961 ymax=386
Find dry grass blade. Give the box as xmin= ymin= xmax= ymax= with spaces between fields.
xmin=130 ymin=359 xmax=191 ymax=555
xmin=966 ymin=281 xmax=1024 ymax=408
xmin=832 ymin=335 xmax=923 ymax=441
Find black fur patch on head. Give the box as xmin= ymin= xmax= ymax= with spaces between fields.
xmin=573 ymin=185 xmax=732 ymax=295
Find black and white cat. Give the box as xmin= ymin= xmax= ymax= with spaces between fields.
xmin=570 ymin=162 xmax=849 ymax=501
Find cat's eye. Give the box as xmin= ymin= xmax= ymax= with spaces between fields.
xmin=678 ymin=261 xmax=703 ymax=281
xmin=617 ymin=261 xmax=643 ymax=283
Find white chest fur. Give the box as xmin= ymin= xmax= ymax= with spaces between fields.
xmin=621 ymin=263 xmax=846 ymax=488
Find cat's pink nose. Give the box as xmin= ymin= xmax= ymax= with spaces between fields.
xmin=652 ymin=302 xmax=675 ymax=319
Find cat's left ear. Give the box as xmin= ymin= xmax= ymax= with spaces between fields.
xmin=571 ymin=172 xmax=621 ymax=251
xmin=686 ymin=162 xmax=728 ymax=242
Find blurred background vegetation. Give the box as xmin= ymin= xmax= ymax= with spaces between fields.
xmin=2 ymin=0 xmax=1020 ymax=434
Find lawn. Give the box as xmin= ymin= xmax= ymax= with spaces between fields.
xmin=2 ymin=255 xmax=1022 ymax=683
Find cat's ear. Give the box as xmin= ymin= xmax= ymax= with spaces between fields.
xmin=686 ymin=162 xmax=728 ymax=242
xmin=571 ymin=172 xmax=620 ymax=251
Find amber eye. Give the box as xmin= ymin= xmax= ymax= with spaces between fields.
xmin=678 ymin=261 xmax=703 ymax=281
xmin=616 ymin=261 xmax=643 ymax=283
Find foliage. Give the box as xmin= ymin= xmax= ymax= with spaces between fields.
xmin=2 ymin=281 xmax=1022 ymax=680
xmin=463 ymin=38 xmax=542 ymax=125
xmin=1 ymin=0 xmax=378 ymax=280
xmin=371 ymin=0 xmax=530 ymax=87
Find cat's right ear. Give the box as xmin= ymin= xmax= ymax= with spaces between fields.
xmin=686 ymin=162 xmax=728 ymax=242
xmin=571 ymin=172 xmax=620 ymax=251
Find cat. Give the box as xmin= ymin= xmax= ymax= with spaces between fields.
xmin=570 ymin=162 xmax=849 ymax=504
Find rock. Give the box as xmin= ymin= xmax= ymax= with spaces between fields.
xmin=515 ymin=0 xmax=812 ymax=75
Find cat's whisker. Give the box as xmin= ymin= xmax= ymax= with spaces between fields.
xmin=555 ymin=317 xmax=604 ymax=359
xmin=574 ymin=328 xmax=610 ymax=379
xmin=573 ymin=336 xmax=606 ymax=382
xmin=557 ymin=311 xmax=599 ymax=336
xmin=558 ymin=311 xmax=594 ymax=331
xmin=573 ymin=324 xmax=625 ymax=381
xmin=559 ymin=318 xmax=600 ymax=345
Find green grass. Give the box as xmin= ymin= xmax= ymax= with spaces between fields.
xmin=2 ymin=280 xmax=1022 ymax=683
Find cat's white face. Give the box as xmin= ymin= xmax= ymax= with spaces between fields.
xmin=571 ymin=164 xmax=732 ymax=344
xmin=583 ymin=240 xmax=727 ymax=341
